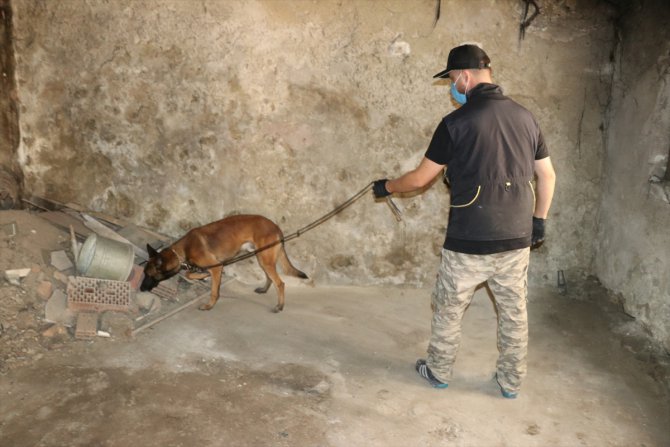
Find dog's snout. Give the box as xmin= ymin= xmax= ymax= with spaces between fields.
xmin=140 ymin=275 xmax=158 ymax=292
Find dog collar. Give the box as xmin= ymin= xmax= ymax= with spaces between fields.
xmin=168 ymin=247 xmax=191 ymax=270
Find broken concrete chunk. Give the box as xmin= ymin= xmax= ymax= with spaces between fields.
xmin=45 ymin=290 xmax=75 ymax=326
xmin=4 ymin=268 xmax=31 ymax=285
xmin=136 ymin=291 xmax=161 ymax=313
xmin=50 ymin=250 xmax=73 ymax=271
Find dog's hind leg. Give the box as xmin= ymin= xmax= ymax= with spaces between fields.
xmin=199 ymin=265 xmax=224 ymax=311
xmin=256 ymin=248 xmax=285 ymax=313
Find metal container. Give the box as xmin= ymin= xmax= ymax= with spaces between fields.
xmin=76 ymin=233 xmax=134 ymax=281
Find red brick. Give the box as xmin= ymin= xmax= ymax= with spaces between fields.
xmin=74 ymin=312 xmax=99 ymax=339
xmin=36 ymin=280 xmax=53 ymax=300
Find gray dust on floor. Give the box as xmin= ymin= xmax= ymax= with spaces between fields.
xmin=1 ymin=277 xmax=669 ymax=447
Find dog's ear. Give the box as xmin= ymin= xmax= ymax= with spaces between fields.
xmin=147 ymin=244 xmax=159 ymax=258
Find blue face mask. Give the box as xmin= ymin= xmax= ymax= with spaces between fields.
xmin=450 ymin=82 xmax=467 ymax=105
xmin=450 ymin=71 xmax=468 ymax=105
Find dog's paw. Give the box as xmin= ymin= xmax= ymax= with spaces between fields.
xmin=272 ymin=305 xmax=284 ymax=313
xmin=198 ymin=304 xmax=214 ymax=311
xmin=254 ymin=287 xmax=268 ymax=294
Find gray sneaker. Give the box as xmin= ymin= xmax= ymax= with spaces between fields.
xmin=415 ymin=359 xmax=448 ymax=389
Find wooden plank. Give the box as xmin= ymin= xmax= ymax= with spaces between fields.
xmin=38 ymin=211 xmax=92 ymax=239
xmin=64 ymin=202 xmax=170 ymax=242
xmin=64 ymin=202 xmax=125 ymax=228
xmin=29 ymin=194 xmax=170 ymax=246
xmin=22 ymin=196 xmax=62 ymax=211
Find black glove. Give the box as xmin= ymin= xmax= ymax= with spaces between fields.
xmin=373 ymin=179 xmax=391 ymax=198
xmin=531 ymin=216 xmax=545 ymax=249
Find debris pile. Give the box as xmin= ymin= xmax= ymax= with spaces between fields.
xmin=0 ymin=198 xmax=208 ymax=374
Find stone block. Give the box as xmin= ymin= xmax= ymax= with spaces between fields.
xmin=45 ymin=290 xmax=75 ymax=326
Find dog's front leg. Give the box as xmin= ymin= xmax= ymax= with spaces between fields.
xmin=199 ymin=265 xmax=223 ymax=311
xmin=186 ymin=271 xmax=210 ymax=280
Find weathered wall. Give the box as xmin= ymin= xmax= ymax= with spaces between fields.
xmin=0 ymin=0 xmax=21 ymax=208
xmin=12 ymin=0 xmax=614 ymax=286
xmin=595 ymin=0 xmax=670 ymax=352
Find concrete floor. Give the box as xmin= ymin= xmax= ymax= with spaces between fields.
xmin=1 ymin=279 xmax=668 ymax=447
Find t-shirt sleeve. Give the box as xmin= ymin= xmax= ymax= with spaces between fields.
xmin=424 ymin=119 xmax=452 ymax=165
xmin=535 ymin=128 xmax=549 ymax=160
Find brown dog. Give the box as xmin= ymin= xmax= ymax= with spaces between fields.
xmin=140 ymin=214 xmax=308 ymax=312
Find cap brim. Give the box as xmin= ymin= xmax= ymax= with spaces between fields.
xmin=433 ymin=68 xmax=451 ymax=78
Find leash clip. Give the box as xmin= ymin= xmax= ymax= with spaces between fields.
xmin=385 ymin=197 xmax=403 ymax=222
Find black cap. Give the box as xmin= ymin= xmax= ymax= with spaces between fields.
xmin=433 ymin=44 xmax=491 ymax=78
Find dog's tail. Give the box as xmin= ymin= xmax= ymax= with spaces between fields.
xmin=279 ymin=245 xmax=308 ymax=279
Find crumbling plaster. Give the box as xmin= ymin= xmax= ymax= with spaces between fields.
xmin=595 ymin=0 xmax=670 ymax=352
xmin=12 ymin=0 xmax=614 ymax=287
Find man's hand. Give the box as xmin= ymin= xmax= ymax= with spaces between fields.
xmin=373 ymin=179 xmax=391 ymax=198
xmin=531 ymin=216 xmax=545 ymax=249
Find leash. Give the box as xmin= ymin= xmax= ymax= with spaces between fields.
xmin=188 ymin=182 xmax=401 ymax=271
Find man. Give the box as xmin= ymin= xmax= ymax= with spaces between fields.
xmin=373 ymin=44 xmax=556 ymax=399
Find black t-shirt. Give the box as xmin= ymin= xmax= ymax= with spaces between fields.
xmin=424 ymin=83 xmax=549 ymax=254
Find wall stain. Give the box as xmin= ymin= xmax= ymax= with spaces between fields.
xmin=288 ymin=84 xmax=370 ymax=131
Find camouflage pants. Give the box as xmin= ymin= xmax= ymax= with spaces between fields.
xmin=427 ymin=247 xmax=530 ymax=394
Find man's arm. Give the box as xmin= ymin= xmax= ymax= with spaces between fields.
xmin=533 ymin=157 xmax=556 ymax=218
xmin=385 ymin=157 xmax=445 ymax=194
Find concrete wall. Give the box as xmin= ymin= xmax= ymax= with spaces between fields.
xmin=11 ymin=0 xmax=614 ymax=287
xmin=0 ymin=0 xmax=21 ymax=208
xmin=0 ymin=0 xmax=17 ymax=168
xmin=595 ymin=0 xmax=670 ymax=352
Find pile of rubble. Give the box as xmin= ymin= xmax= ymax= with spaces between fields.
xmin=0 ymin=199 xmax=207 ymax=374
